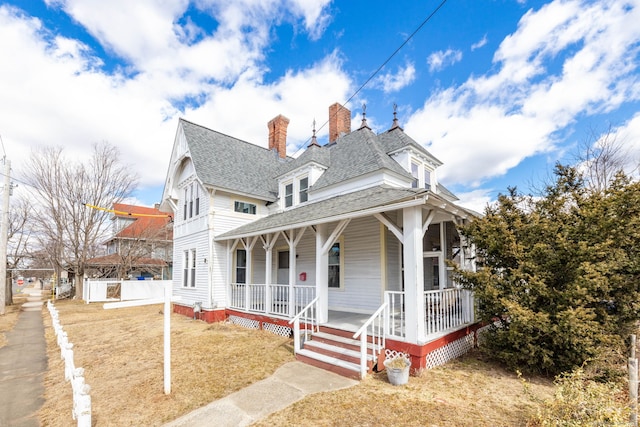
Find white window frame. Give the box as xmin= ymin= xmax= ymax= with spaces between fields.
xmin=284 ymin=181 xmax=293 ymax=208
xmin=234 ymin=201 xmax=257 ymax=215
xmin=410 ymin=159 xmax=433 ymax=190
xmin=299 ymin=176 xmax=309 ymax=203
xmin=183 ymin=249 xmax=196 ymax=288
xmin=328 ymin=236 xmax=345 ymax=290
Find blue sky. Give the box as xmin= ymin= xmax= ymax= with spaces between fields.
xmin=1 ymin=0 xmax=639 ymax=212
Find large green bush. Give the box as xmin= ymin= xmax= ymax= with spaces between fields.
xmin=457 ymin=165 xmax=640 ymax=375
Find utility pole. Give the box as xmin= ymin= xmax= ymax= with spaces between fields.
xmin=0 ymin=159 xmax=10 ymax=315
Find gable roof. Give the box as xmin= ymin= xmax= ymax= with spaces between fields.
xmin=180 ymin=119 xmax=284 ymax=201
xmin=301 ymin=127 xmax=413 ymax=191
xmin=111 ymin=203 xmax=173 ymax=241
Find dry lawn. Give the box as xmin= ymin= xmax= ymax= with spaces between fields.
xmin=256 ymin=352 xmax=554 ymax=427
xmin=38 ymin=299 xmax=554 ymax=426
xmin=39 ymin=299 xmax=295 ymax=426
xmin=0 ymin=292 xmax=28 ymax=348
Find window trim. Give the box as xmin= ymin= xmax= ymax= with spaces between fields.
xmin=235 ymin=249 xmax=247 ymax=284
xmin=183 ymin=249 xmax=196 ymax=288
xmin=328 ymin=236 xmax=345 ymax=290
xmin=299 ymin=176 xmax=309 ymax=203
xmin=234 ymin=201 xmax=257 ymax=215
xmin=284 ymin=182 xmax=293 ymax=208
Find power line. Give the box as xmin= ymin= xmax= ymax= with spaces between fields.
xmin=293 ymin=0 xmax=450 ymax=154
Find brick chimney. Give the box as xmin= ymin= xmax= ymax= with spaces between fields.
xmin=328 ymin=103 xmax=351 ymax=143
xmin=268 ymin=114 xmax=289 ymax=158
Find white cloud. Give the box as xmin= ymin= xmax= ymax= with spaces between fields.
xmin=0 ymin=1 xmax=343 ymax=196
xmin=407 ymin=0 xmax=640 ymax=189
xmin=374 ymin=63 xmax=416 ymax=93
xmin=427 ymin=49 xmax=462 ymax=72
xmin=471 ymin=35 xmax=487 ymax=51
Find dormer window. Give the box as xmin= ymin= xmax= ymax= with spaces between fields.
xmin=411 ymin=162 xmax=419 ymax=189
xmin=410 ymin=159 xmax=432 ymax=190
xmin=281 ymin=174 xmax=310 ymax=209
xmin=284 ymin=182 xmax=293 ymax=208
xmin=299 ymin=177 xmax=309 ymax=203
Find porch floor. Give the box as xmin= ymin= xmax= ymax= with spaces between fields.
xmin=324 ymin=311 xmax=371 ymax=333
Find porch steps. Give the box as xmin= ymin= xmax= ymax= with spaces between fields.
xmin=295 ymin=329 xmax=376 ymax=380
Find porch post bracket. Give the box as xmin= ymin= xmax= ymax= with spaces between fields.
xmin=373 ymin=213 xmax=403 ymax=243
xmin=321 ymin=219 xmax=350 ymax=255
xmin=422 ymin=210 xmax=435 ymax=236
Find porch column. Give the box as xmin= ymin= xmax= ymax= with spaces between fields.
xmin=315 ymin=223 xmax=329 ymax=323
xmin=287 ymin=230 xmax=297 ymax=317
xmin=262 ymin=234 xmax=273 ymax=315
xmin=403 ymin=205 xmax=425 ymax=342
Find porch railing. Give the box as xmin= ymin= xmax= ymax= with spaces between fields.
xmin=288 ymin=297 xmax=319 ymax=353
xmin=385 ymin=291 xmax=406 ymax=339
xmin=425 ymin=288 xmax=474 ymax=336
xmin=228 ymin=283 xmax=315 ymax=317
xmin=353 ymin=302 xmax=387 ymax=379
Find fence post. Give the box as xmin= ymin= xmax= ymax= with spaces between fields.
xmin=631 ymin=334 xmax=638 ymax=427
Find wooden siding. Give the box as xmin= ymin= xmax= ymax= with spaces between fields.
xmin=173 ymin=228 xmax=209 ymax=306
xmin=329 ymin=216 xmax=383 ymax=313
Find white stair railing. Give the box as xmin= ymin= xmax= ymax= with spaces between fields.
xmin=353 ymin=300 xmax=388 ymax=379
xmin=288 ymin=297 xmax=319 ymax=353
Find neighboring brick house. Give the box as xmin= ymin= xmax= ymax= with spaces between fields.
xmin=85 ymin=203 xmax=173 ymax=280
xmin=160 ymin=103 xmax=480 ymax=378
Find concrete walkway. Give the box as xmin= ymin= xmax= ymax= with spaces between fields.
xmin=0 ymin=284 xmax=46 ymax=427
xmin=164 ymin=361 xmax=358 ymax=427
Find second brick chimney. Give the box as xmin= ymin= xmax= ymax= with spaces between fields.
xmin=268 ymin=114 xmax=290 ymax=158
xmin=328 ymin=103 xmax=351 ymax=143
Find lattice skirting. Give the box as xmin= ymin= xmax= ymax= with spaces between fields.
xmin=228 ymin=315 xmax=259 ymax=330
xmin=262 ymin=322 xmax=292 ymax=337
xmin=425 ymin=333 xmax=475 ymax=369
xmin=226 ymin=316 xmax=292 ymax=337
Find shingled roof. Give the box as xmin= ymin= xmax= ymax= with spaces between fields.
xmin=180 ymin=119 xmax=284 ymax=201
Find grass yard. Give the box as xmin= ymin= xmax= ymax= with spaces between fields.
xmin=0 ymin=292 xmax=28 ymax=348
xmin=38 ymin=299 xmax=555 ymax=426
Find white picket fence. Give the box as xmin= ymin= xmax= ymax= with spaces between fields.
xmin=84 ymin=279 xmax=168 ymax=303
xmin=47 ymin=301 xmax=91 ymax=427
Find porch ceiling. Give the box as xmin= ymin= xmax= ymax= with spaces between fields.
xmin=216 ymin=185 xmax=478 ymax=240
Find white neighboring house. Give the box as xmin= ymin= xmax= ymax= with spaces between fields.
xmin=160 ymin=103 xmax=480 ymax=378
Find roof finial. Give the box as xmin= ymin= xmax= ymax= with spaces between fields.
xmin=308 ymin=119 xmax=320 ymax=147
xmin=390 ymin=103 xmax=402 ymax=131
xmin=358 ymin=103 xmax=371 ymax=130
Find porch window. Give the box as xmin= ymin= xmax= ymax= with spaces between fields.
xmin=234 ymin=201 xmax=256 ymax=214
xmin=299 ymin=177 xmax=309 ymax=203
xmin=236 ymin=249 xmax=247 ymax=284
xmin=284 ymin=183 xmax=293 ymax=208
xmin=328 ymin=242 xmax=341 ymax=288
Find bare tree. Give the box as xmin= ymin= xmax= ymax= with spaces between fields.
xmin=5 ymin=195 xmax=32 ymax=305
xmin=576 ymin=124 xmax=638 ymax=193
xmin=23 ymin=143 xmax=138 ymax=299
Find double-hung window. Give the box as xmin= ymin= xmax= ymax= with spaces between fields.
xmin=411 ymin=162 xmax=419 ymax=188
xmin=183 ymin=188 xmax=188 ymax=220
xmin=299 ymin=177 xmax=309 ymax=203
xmin=236 ymin=249 xmax=247 ymax=284
xmin=195 ymin=185 xmax=200 ymax=216
xmin=284 ymin=183 xmax=293 ymax=208
xmin=183 ymin=249 xmax=196 ymax=287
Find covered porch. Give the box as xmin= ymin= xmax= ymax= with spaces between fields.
xmin=227 ymin=282 xmax=475 ymax=343
xmin=216 ymin=187 xmax=479 ymax=378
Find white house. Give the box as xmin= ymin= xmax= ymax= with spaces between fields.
xmin=160 ymin=103 xmax=480 ymax=378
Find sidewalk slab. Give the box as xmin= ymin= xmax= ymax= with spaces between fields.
xmin=164 ymin=361 xmax=358 ymax=427
xmin=0 ymin=287 xmax=46 ymax=427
